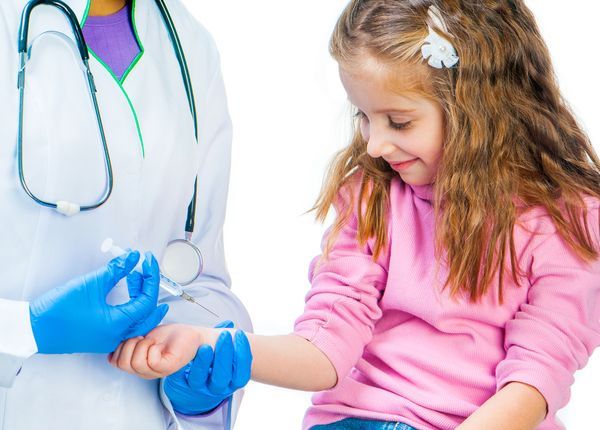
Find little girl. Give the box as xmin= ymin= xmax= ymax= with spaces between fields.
xmin=110 ymin=1 xmax=600 ymax=429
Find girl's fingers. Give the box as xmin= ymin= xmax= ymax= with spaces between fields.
xmin=130 ymin=338 xmax=162 ymax=379
xmin=109 ymin=341 xmax=126 ymax=367
xmin=147 ymin=343 xmax=172 ymax=375
xmin=115 ymin=337 xmax=143 ymax=373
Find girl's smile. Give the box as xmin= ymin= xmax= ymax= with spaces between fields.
xmin=339 ymin=62 xmax=445 ymax=186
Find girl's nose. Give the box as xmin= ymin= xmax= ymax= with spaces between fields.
xmin=366 ymin=132 xmax=396 ymax=159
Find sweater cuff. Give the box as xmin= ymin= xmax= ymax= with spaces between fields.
xmin=294 ymin=322 xmax=355 ymax=386
xmin=496 ymin=361 xmax=572 ymax=420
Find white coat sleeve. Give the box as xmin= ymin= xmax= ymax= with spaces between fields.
xmin=0 ymin=300 xmax=38 ymax=387
xmin=158 ymin=17 xmax=252 ymax=430
xmin=0 ymin=0 xmax=38 ymax=391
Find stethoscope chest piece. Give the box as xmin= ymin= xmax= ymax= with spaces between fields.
xmin=161 ymin=239 xmax=203 ymax=286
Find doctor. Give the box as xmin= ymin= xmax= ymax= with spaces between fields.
xmin=0 ymin=0 xmax=252 ymax=429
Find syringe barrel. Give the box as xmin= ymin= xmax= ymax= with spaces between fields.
xmin=159 ymin=274 xmax=184 ymax=297
xmin=102 ymin=238 xmax=185 ymax=298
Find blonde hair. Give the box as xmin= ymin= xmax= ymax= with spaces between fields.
xmin=314 ymin=0 xmax=600 ymax=302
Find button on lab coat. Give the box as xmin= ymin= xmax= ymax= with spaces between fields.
xmin=0 ymin=0 xmax=251 ymax=428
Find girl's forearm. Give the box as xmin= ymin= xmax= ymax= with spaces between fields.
xmin=456 ymin=382 xmax=547 ymax=430
xmin=248 ymin=333 xmax=338 ymax=391
xmin=201 ymin=329 xmax=337 ymax=391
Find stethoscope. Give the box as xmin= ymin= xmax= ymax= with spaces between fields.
xmin=17 ymin=0 xmax=203 ymax=287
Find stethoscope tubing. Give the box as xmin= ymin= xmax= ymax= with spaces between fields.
xmin=17 ymin=0 xmax=207 ymax=283
xmin=153 ymin=0 xmax=199 ymax=236
xmin=17 ymin=0 xmax=113 ymax=212
xmin=16 ymin=0 xmax=198 ymax=225
xmin=18 ymin=0 xmax=87 ymax=58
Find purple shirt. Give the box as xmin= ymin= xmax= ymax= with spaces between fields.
xmin=82 ymin=3 xmax=141 ymax=81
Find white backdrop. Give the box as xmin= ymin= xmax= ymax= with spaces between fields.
xmin=182 ymin=1 xmax=600 ymax=429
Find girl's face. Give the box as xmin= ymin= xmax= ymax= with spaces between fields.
xmin=340 ymin=62 xmax=445 ymax=186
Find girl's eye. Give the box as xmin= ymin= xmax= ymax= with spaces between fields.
xmin=389 ymin=117 xmax=411 ymax=130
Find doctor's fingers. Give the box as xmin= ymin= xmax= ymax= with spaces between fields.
xmin=102 ymin=251 xmax=141 ymax=297
xmin=126 ymin=304 xmax=170 ymax=338
xmin=140 ymin=252 xmax=161 ymax=304
xmin=207 ymin=331 xmax=234 ymax=395
xmin=126 ymin=271 xmax=143 ymax=299
xmin=187 ymin=345 xmax=214 ymax=392
xmin=231 ymin=330 xmax=253 ymax=389
xmin=113 ymin=253 xmax=162 ymax=323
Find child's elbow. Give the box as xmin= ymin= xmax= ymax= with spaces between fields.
xmin=316 ymin=374 xmax=337 ymax=392
xmin=314 ymin=357 xmax=338 ymax=392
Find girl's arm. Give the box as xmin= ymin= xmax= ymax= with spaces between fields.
xmin=492 ymin=204 xmax=600 ymax=424
xmin=456 ymin=382 xmax=547 ymax=430
xmin=201 ymin=327 xmax=338 ymax=391
xmin=109 ymin=324 xmax=337 ymax=392
xmin=111 ymin=185 xmax=385 ymax=393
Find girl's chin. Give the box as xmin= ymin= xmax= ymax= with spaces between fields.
xmin=396 ymin=171 xmax=434 ymax=186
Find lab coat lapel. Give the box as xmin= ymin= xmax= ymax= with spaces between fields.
xmin=121 ymin=0 xmax=200 ymax=234
xmin=131 ymin=0 xmax=151 ymax=45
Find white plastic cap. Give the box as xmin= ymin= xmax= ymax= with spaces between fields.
xmin=56 ymin=201 xmax=81 ymax=216
xmin=100 ymin=238 xmax=125 ymax=258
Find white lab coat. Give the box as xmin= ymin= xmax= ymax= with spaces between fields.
xmin=0 ymin=0 xmax=252 ymax=429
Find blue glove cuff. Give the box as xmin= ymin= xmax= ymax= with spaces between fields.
xmin=174 ymin=396 xmax=231 ymax=417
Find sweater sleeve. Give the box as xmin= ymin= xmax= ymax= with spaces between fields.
xmin=294 ymin=204 xmax=389 ymax=384
xmin=495 ymin=203 xmax=600 ymax=419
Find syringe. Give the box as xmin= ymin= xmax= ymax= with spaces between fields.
xmin=101 ymin=238 xmax=219 ymax=318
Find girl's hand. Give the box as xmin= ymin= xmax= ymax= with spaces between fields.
xmin=108 ymin=322 xmax=253 ymax=416
xmin=108 ymin=324 xmax=207 ymax=379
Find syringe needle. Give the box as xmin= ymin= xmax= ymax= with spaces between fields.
xmin=160 ymin=274 xmax=219 ymax=317
xmin=180 ymin=292 xmax=220 ymax=318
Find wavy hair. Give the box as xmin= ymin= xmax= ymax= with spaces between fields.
xmin=314 ymin=0 xmax=600 ymax=302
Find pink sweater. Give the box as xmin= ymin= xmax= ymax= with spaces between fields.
xmin=294 ymin=178 xmax=600 ymax=430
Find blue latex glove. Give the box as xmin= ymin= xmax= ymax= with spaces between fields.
xmin=29 ymin=251 xmax=169 ymax=354
xmin=165 ymin=321 xmax=253 ymax=415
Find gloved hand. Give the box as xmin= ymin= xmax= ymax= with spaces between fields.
xmin=29 ymin=251 xmax=169 ymax=354
xmin=164 ymin=321 xmax=253 ymax=415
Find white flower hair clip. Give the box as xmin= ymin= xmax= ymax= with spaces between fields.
xmin=421 ymin=5 xmax=459 ymax=69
